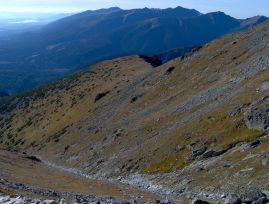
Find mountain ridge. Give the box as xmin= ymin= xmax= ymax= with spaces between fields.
xmin=0 ymin=7 xmax=267 ymax=94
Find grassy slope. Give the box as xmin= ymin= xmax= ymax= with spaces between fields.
xmin=1 ymin=21 xmax=269 ymax=197
xmin=0 ymin=150 xmax=158 ymax=202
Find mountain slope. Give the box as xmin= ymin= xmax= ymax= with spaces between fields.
xmin=0 ymin=150 xmax=159 ymax=203
xmin=1 ymin=20 xmax=269 ymax=201
xmin=0 ymin=7 xmax=267 ymax=94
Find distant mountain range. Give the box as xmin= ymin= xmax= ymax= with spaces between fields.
xmin=0 ymin=6 xmax=267 ymax=94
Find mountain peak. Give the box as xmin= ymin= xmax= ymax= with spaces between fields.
xmin=240 ymin=15 xmax=268 ymax=27
xmin=206 ymin=11 xmax=230 ymax=17
xmin=173 ymin=6 xmax=201 ymax=14
xmin=102 ymin=6 xmax=122 ymax=12
xmin=82 ymin=7 xmax=122 ymax=15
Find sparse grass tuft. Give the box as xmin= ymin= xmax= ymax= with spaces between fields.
xmin=143 ymin=152 xmax=190 ymax=174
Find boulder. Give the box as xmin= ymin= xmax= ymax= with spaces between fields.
xmin=239 ymin=187 xmax=266 ymax=203
xmin=249 ymin=139 xmax=261 ymax=148
xmin=160 ymin=200 xmax=171 ymax=204
xmin=192 ymin=147 xmax=207 ymax=159
xmin=202 ymin=149 xmax=227 ymax=159
xmin=191 ymin=199 xmax=210 ymax=204
xmin=244 ymin=102 xmax=269 ymax=132
xmin=59 ymin=199 xmax=67 ymax=204
xmin=224 ymin=194 xmax=241 ymax=204
xmin=252 ymin=197 xmax=268 ymax=204
xmin=14 ymin=200 xmax=25 ymax=204
xmin=41 ymin=200 xmax=58 ymax=204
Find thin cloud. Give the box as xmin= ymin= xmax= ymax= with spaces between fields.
xmin=0 ymin=0 xmax=268 ymax=18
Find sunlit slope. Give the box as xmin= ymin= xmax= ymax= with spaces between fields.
xmin=1 ymin=20 xmax=269 ymax=195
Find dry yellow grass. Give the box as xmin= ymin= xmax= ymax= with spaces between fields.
xmin=0 ymin=21 xmax=269 ymax=198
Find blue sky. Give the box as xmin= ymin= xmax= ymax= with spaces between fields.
xmin=0 ymin=0 xmax=269 ymax=18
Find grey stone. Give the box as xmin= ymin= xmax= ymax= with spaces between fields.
xmin=192 ymin=147 xmax=207 ymax=159
xmin=202 ymin=149 xmax=227 ymax=159
xmin=59 ymin=199 xmax=67 ymax=204
xmin=41 ymin=200 xmax=58 ymax=204
xmin=240 ymin=187 xmax=265 ymax=203
xmin=229 ymin=104 xmax=250 ymax=117
xmin=244 ymin=99 xmax=269 ymax=132
xmin=14 ymin=200 xmax=25 ymax=204
xmin=252 ymin=197 xmax=268 ymax=204
xmin=160 ymin=200 xmax=171 ymax=204
xmin=224 ymin=194 xmax=241 ymax=204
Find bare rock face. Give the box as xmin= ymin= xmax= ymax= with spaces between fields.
xmin=244 ymin=98 xmax=269 ymax=132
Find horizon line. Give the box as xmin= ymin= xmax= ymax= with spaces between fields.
xmin=0 ymin=6 xmax=267 ymax=19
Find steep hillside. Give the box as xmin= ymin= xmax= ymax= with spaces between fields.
xmin=1 ymin=20 xmax=269 ymax=202
xmin=0 ymin=7 xmax=267 ymax=94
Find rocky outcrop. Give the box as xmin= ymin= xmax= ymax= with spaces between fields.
xmin=224 ymin=194 xmax=241 ymax=204
xmin=95 ymin=91 xmax=110 ymax=102
xmin=239 ymin=187 xmax=267 ymax=203
xmin=0 ymin=193 xmax=172 ymax=204
xmin=190 ymin=188 xmax=269 ymax=204
xmin=245 ymin=105 xmax=269 ymax=132
xmin=0 ymin=194 xmax=67 ymax=204
xmin=139 ymin=55 xmax=163 ymax=68
xmin=243 ymin=96 xmax=269 ymax=133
